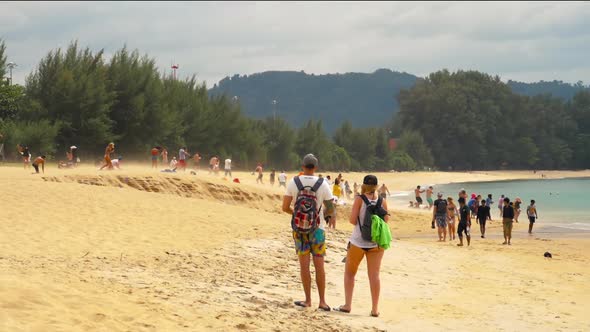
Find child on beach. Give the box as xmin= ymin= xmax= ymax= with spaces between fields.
xmin=457 ymin=197 xmax=471 ymax=246
xmin=527 ymin=200 xmax=538 ymax=234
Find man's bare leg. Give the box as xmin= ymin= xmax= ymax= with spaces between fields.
xmin=298 ymin=254 xmax=312 ymax=307
xmin=312 ymin=256 xmax=329 ymax=309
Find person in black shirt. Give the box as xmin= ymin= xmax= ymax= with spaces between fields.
xmin=476 ymin=199 xmax=491 ymax=238
xmin=431 ymin=193 xmax=448 ymax=242
xmin=501 ymin=197 xmax=515 ymax=245
xmin=457 ymin=197 xmax=471 ymax=246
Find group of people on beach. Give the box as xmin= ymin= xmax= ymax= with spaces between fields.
xmin=428 ymin=188 xmax=539 ymax=246
xmin=282 ymin=153 xmax=391 ymax=317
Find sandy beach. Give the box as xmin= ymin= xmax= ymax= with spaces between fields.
xmin=1 ymin=165 xmax=589 ymax=331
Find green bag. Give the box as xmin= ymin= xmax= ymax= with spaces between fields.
xmin=371 ymin=215 xmax=392 ymax=249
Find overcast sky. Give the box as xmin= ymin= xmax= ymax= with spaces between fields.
xmin=1 ymin=1 xmax=589 ymax=86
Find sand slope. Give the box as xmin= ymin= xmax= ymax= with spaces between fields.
xmin=1 ymin=165 xmax=589 ymax=331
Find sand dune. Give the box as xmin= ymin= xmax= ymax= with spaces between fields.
xmin=1 ymin=165 xmax=589 ymax=331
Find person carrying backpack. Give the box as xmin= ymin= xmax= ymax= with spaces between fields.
xmin=431 ymin=193 xmax=448 ymax=242
xmin=334 ymin=175 xmax=390 ymax=318
xmin=282 ymin=154 xmax=335 ymax=312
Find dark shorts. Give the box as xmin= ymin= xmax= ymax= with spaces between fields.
xmin=478 ymin=218 xmax=487 ymax=227
xmin=457 ymin=223 xmax=470 ymax=237
xmin=436 ymin=215 xmax=447 ymax=228
xmin=151 ymin=155 xmax=158 ymax=161
xmin=529 ymin=216 xmax=536 ymax=224
xmin=257 ymin=173 xmax=263 ymax=180
xmin=416 ymin=197 xmax=423 ymax=204
xmin=293 ymin=229 xmax=326 ymax=257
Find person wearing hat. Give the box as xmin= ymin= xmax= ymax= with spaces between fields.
xmin=335 ymin=174 xmax=390 ymax=317
xmin=100 ymin=142 xmax=115 ymax=170
xmin=432 ymin=192 xmax=448 ymax=242
xmin=282 ymin=153 xmax=335 ymax=311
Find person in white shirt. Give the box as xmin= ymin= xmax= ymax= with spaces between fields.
xmin=224 ymin=158 xmax=232 ymax=177
xmin=169 ymin=157 xmax=178 ymax=169
xmin=282 ymin=154 xmax=335 ymax=312
xmin=278 ymin=171 xmax=287 ymax=188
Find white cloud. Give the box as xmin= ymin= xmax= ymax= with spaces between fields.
xmin=1 ymin=1 xmax=589 ymax=86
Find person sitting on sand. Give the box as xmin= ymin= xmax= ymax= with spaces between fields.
xmin=457 ymin=197 xmax=471 ymax=247
xmin=31 ymin=155 xmax=46 ymax=174
xmin=414 ymin=185 xmax=425 ymax=208
xmin=334 ymin=174 xmax=389 ymax=317
xmin=476 ymin=199 xmax=491 ymax=238
xmin=100 ymin=142 xmax=115 ymax=170
xmin=527 ymin=200 xmax=538 ymax=234
xmin=282 ymin=154 xmax=335 ymax=312
xmin=501 ymin=197 xmax=515 ymax=245
xmin=169 ymin=156 xmax=178 ymax=169
xmin=111 ymin=156 xmax=122 ymax=169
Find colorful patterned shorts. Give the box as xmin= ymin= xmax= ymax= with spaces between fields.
xmin=293 ymin=229 xmax=326 ymax=257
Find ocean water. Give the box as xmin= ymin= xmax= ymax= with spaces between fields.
xmin=391 ymin=178 xmax=590 ymax=230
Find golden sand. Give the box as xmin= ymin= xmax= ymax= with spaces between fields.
xmin=1 ymin=164 xmax=589 ymax=331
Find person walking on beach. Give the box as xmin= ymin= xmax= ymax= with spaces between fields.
xmin=255 ymin=163 xmax=263 ymax=184
xmin=457 ymin=197 xmax=471 ymax=246
xmin=476 ymin=199 xmax=491 ymax=238
xmin=344 ymin=180 xmax=352 ymax=200
xmin=527 ymin=200 xmax=538 ymax=234
xmin=224 ymin=157 xmax=232 ymax=178
xmin=278 ymin=170 xmax=287 ymax=188
xmin=100 ymin=142 xmax=115 ymax=170
xmin=378 ymin=183 xmax=390 ymax=200
xmin=514 ymin=198 xmax=522 ymax=223
xmin=151 ymin=146 xmax=160 ymax=169
xmin=17 ymin=144 xmax=32 ymax=170
xmin=447 ymin=197 xmax=458 ymax=240
xmin=335 ymin=174 xmax=389 ymax=317
xmin=270 ymin=169 xmax=276 ymax=186
xmin=354 ymin=182 xmax=359 ymax=196
xmin=498 ymin=194 xmax=505 ymax=218
xmin=414 ymin=185 xmax=425 ymax=208
xmin=282 ymin=154 xmax=335 ymax=311
xmin=31 ymin=155 xmax=46 ymax=174
xmin=426 ymin=186 xmax=434 ymax=208
xmin=432 ymin=193 xmax=448 ymax=242
xmin=501 ymin=197 xmax=515 ymax=245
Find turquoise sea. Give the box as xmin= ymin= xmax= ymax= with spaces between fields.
xmin=391 ymin=178 xmax=590 ymax=231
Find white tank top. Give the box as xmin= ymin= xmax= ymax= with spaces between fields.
xmin=350 ymin=194 xmax=379 ymax=249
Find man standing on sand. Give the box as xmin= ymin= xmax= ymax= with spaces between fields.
xmin=378 ymin=183 xmax=390 ymax=200
xmin=476 ymin=199 xmax=491 ymax=238
xmin=178 ymin=147 xmax=188 ymax=171
xmin=426 ymin=186 xmax=434 ymax=208
xmin=501 ymin=197 xmax=515 ymax=245
xmin=457 ymin=197 xmax=471 ymax=246
xmin=255 ymin=163 xmax=264 ymax=184
xmin=278 ymin=170 xmax=287 ymax=188
xmin=282 ymin=154 xmax=335 ymax=311
xmin=224 ymin=157 xmax=232 ymax=178
xmin=151 ymin=146 xmax=160 ymax=169
xmin=432 ymin=193 xmax=448 ymax=241
xmin=414 ymin=185 xmax=425 ymax=208
xmin=100 ymin=142 xmax=115 ymax=170
xmin=31 ymin=155 xmax=46 ymax=174
xmin=270 ymin=169 xmax=276 ymax=186
xmin=527 ymin=200 xmax=538 ymax=234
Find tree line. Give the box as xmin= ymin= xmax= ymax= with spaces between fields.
xmin=1 ymin=40 xmax=589 ymax=171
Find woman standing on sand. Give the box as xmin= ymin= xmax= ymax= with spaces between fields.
xmin=335 ymin=175 xmax=389 ymax=317
xmin=447 ymin=197 xmax=458 ymax=240
xmin=514 ymin=197 xmax=522 ymax=223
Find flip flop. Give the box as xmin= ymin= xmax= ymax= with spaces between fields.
xmin=333 ymin=306 xmax=350 ymax=313
xmin=318 ymin=305 xmax=331 ymax=312
xmin=294 ymin=301 xmax=310 ymax=308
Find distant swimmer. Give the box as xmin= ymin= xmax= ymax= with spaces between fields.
xmin=414 ymin=185 xmax=425 ymax=208
xmin=526 ymin=200 xmax=538 ymax=234
xmin=31 ymin=155 xmax=46 ymax=174
xmin=100 ymin=142 xmax=115 ymax=170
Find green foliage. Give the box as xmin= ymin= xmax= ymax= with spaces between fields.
xmin=0 ymin=84 xmax=24 ymax=120
xmin=397 ymin=130 xmax=433 ymax=168
xmin=0 ymin=119 xmax=60 ymax=159
xmin=387 ymin=151 xmax=417 ymax=171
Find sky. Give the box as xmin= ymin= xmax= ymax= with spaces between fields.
xmin=1 ymin=1 xmax=589 ymax=86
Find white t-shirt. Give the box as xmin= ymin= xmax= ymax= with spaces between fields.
xmin=278 ymin=172 xmax=287 ymax=183
xmin=350 ymin=195 xmax=379 ymax=249
xmin=285 ymin=175 xmax=333 ymax=230
xmin=179 ymin=149 xmax=186 ymax=160
xmin=225 ymin=159 xmax=231 ymax=170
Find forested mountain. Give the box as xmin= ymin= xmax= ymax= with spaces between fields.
xmin=210 ymin=70 xmax=588 ymax=133
xmin=209 ymin=69 xmax=418 ymax=132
